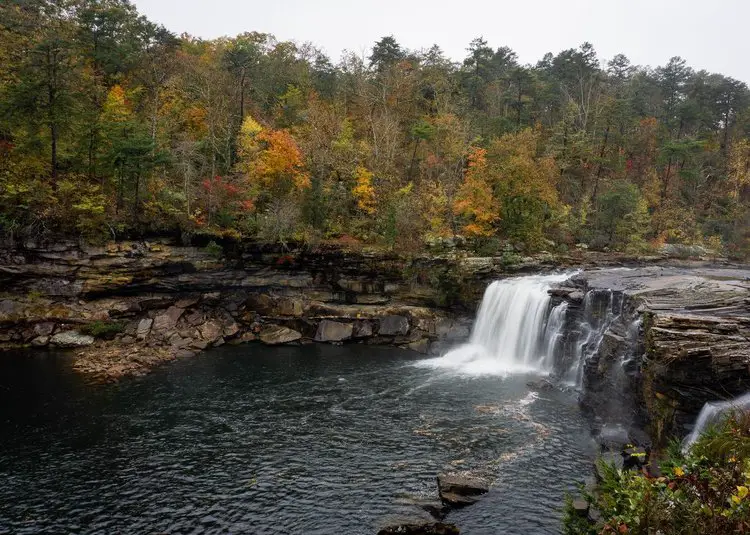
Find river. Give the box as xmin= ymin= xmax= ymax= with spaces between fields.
xmin=0 ymin=343 xmax=595 ymax=534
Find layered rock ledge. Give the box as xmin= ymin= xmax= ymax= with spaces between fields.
xmin=559 ymin=266 xmax=750 ymax=440
xmin=0 ymin=239 xmax=485 ymax=381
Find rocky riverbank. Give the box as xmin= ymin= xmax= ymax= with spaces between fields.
xmin=0 ymin=239 xmax=482 ymax=381
xmin=2 ymin=238 xmax=749 ymax=444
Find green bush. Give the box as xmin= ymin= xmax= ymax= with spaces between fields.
xmin=204 ymin=240 xmax=224 ymax=259
xmin=80 ymin=321 xmax=125 ymax=339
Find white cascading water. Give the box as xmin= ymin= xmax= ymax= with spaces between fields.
xmin=417 ymin=273 xmax=571 ymax=376
xmin=682 ymin=392 xmax=750 ymax=451
xmin=564 ymin=289 xmax=623 ymax=387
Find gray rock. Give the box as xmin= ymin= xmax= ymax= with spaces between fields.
xmin=136 ymin=318 xmax=153 ymax=341
xmin=190 ymin=339 xmax=210 ymax=350
xmin=598 ymin=424 xmax=630 ymax=451
xmin=315 ymin=320 xmax=353 ymax=342
xmin=259 ymin=325 xmax=302 ymax=345
xmin=0 ymin=300 xmax=20 ymax=322
xmin=175 ymin=297 xmax=200 ymax=309
xmin=572 ymin=498 xmax=589 ymax=517
xmin=50 ymin=331 xmax=95 ymax=348
xmin=379 ymin=315 xmax=410 ymax=336
xmin=31 ymin=336 xmax=49 ymax=347
xmin=222 ymin=321 xmax=240 ymax=338
xmin=437 ymin=474 xmax=489 ymax=508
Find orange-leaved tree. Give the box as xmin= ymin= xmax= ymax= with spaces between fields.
xmin=453 ymin=146 xmax=498 ymax=237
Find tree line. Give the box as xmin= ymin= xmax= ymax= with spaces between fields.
xmin=1 ymin=0 xmax=749 ymax=256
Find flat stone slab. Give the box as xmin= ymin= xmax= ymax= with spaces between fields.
xmin=50 ymin=331 xmax=94 ymax=347
xmin=259 ymin=325 xmax=302 ymax=345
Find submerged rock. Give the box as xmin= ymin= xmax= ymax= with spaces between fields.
xmin=259 ymin=325 xmax=302 ymax=345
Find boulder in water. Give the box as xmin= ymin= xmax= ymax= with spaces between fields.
xmin=437 ymin=474 xmax=489 ymax=508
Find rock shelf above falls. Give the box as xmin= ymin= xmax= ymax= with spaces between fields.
xmin=1 ymin=239 xmax=750 ymax=440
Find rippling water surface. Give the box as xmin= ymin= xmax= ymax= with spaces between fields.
xmin=0 ymin=345 xmax=595 ymax=534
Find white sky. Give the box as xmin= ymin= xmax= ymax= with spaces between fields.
xmin=132 ymin=0 xmax=750 ymax=83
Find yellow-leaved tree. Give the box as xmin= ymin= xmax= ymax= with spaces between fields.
xmin=352 ymin=166 xmax=376 ymax=215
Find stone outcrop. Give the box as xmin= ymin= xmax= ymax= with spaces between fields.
xmin=558 ymin=265 xmax=750 ymax=443
xmin=314 ymin=320 xmax=353 ymax=342
xmin=436 ymin=474 xmax=489 ymax=508
xmin=0 ymin=239 xmax=484 ymax=381
xmin=3 ymin=236 xmax=750 ymax=437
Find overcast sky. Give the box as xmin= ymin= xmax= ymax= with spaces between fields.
xmin=132 ymin=0 xmax=749 ymax=83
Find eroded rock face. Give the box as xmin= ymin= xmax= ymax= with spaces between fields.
xmin=570 ymin=265 xmax=750 ymax=442
xmin=314 ymin=320 xmax=353 ymax=342
xmin=644 ymin=312 xmax=750 ymax=438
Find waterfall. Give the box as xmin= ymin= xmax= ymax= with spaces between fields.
xmin=417 ymin=273 xmax=571 ymax=376
xmin=564 ymin=289 xmax=624 ymax=387
xmin=683 ymin=392 xmax=750 ymax=451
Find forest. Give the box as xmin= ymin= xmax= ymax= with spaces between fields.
xmin=1 ymin=0 xmax=749 ymax=256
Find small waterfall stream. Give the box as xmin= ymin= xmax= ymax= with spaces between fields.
xmin=683 ymin=392 xmax=750 ymax=450
xmin=564 ymin=289 xmax=625 ymax=387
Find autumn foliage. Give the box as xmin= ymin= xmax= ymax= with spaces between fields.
xmin=1 ymin=2 xmax=749 ymax=256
